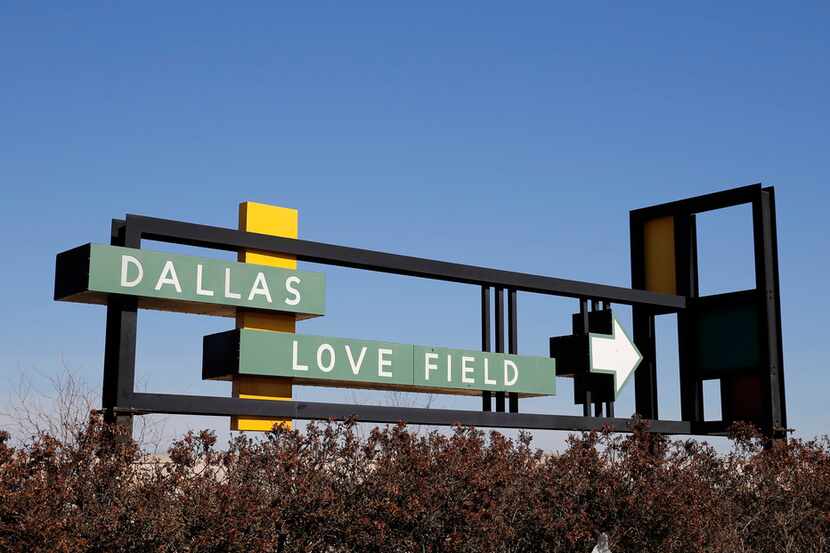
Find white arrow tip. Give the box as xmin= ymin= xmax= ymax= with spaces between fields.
xmin=589 ymin=317 xmax=643 ymax=397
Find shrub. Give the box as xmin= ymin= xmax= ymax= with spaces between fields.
xmin=0 ymin=416 xmax=828 ymax=552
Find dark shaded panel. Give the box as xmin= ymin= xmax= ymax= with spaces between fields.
xmin=54 ymin=243 xmax=91 ymax=300
xmin=202 ymin=330 xmax=241 ymax=381
xmin=722 ymin=374 xmax=764 ymax=424
xmin=691 ymin=291 xmax=762 ymax=377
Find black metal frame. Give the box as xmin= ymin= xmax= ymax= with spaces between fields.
xmin=629 ymin=184 xmax=786 ymax=437
xmin=90 ymin=185 xmax=782 ymax=438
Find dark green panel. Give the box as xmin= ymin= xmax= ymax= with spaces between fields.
xmin=693 ymin=295 xmax=761 ymax=376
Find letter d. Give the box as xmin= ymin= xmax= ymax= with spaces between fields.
xmin=120 ymin=255 xmax=143 ymax=287
xmin=503 ymin=360 xmax=518 ymax=387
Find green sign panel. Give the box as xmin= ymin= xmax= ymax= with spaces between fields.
xmin=240 ymin=331 xmax=414 ymax=387
xmin=412 ymin=345 xmax=556 ymax=394
xmin=55 ymin=244 xmax=325 ymax=317
xmin=205 ymin=329 xmax=556 ymax=396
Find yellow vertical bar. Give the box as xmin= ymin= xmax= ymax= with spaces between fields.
xmin=231 ymin=201 xmax=297 ymax=431
xmin=643 ymin=216 xmax=677 ymax=295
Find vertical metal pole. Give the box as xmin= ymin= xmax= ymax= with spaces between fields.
xmin=604 ymin=301 xmax=614 ymax=417
xmin=580 ymin=297 xmax=591 ymax=417
xmin=495 ymin=287 xmax=505 ymax=412
xmin=102 ymin=220 xmax=139 ymax=437
xmin=630 ymin=214 xmax=659 ymax=420
xmin=481 ymin=286 xmax=491 ymax=412
xmin=508 ymin=289 xmax=518 ymax=413
xmin=676 ymin=214 xmax=703 ymax=423
xmin=766 ymin=188 xmax=787 ymax=434
xmin=591 ymin=299 xmax=603 ymax=416
xmin=633 ymin=309 xmax=658 ymax=419
xmin=753 ymin=190 xmax=785 ymax=438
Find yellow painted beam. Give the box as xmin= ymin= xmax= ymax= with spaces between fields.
xmin=231 ymin=201 xmax=297 ymax=431
xmin=643 ymin=216 xmax=677 ymax=295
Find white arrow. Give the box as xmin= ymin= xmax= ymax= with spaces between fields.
xmin=589 ymin=315 xmax=643 ymax=398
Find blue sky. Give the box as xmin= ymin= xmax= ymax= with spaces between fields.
xmin=1 ymin=3 xmax=828 ymax=447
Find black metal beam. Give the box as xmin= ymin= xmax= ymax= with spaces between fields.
xmin=765 ymin=187 xmax=787 ymax=431
xmin=124 ymin=392 xmax=696 ymax=434
xmin=102 ymin=220 xmax=138 ymax=434
xmin=494 ymin=287 xmax=505 ymax=413
xmin=630 ymin=183 xmax=762 ymax=220
xmin=676 ymin=214 xmax=703 ymax=423
xmin=481 ymin=286 xmax=491 ymax=412
xmin=629 ymin=209 xmax=660 ymax=420
xmin=753 ymin=189 xmax=786 ymax=436
xmin=632 ymin=310 xmax=658 ymax=419
xmin=124 ymin=214 xmax=685 ymax=309
xmin=508 ymin=289 xmax=518 ymax=413
xmin=579 ymin=298 xmax=590 ymax=417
